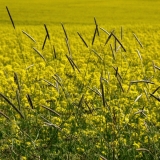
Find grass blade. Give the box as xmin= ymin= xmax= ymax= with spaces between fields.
xmin=99 ymin=155 xmax=108 ymax=160
xmin=66 ymin=55 xmax=80 ymax=73
xmin=42 ymin=34 xmax=48 ymax=50
xmin=41 ymin=105 xmax=60 ymax=116
xmin=112 ymin=66 xmax=122 ymax=80
xmin=0 ymin=92 xmax=24 ymax=118
xmin=152 ymin=86 xmax=160 ymax=95
xmin=94 ymin=17 xmax=99 ymax=36
xmin=91 ymin=49 xmax=103 ymax=60
xmin=104 ymin=30 xmax=114 ymax=46
xmin=100 ymin=76 xmax=106 ymax=107
xmin=154 ymin=65 xmax=160 ymax=71
xmin=16 ymin=89 xmax=21 ymax=110
xmin=136 ymin=49 xmax=142 ymax=61
xmin=133 ymin=32 xmax=143 ymax=48
xmin=66 ymin=55 xmax=75 ymax=71
xmin=53 ymin=45 xmax=57 ymax=59
xmin=110 ymin=44 xmax=116 ymax=60
xmin=92 ymin=27 xmax=97 ymax=45
xmin=66 ymin=39 xmax=72 ymax=56
xmin=77 ymin=32 xmax=88 ymax=48
xmin=78 ymin=94 xmax=84 ymax=108
xmin=88 ymin=87 xmax=102 ymax=97
xmin=111 ymin=33 xmax=126 ymax=52
xmin=22 ymin=30 xmax=36 ymax=42
xmin=14 ymin=72 xmax=21 ymax=92
xmin=134 ymin=94 xmax=142 ymax=102
xmin=26 ymin=94 xmax=34 ymax=109
xmin=43 ymin=79 xmax=57 ymax=89
xmin=130 ymin=80 xmax=154 ymax=84
xmin=100 ymin=27 xmax=109 ymax=35
xmin=61 ymin=23 xmax=68 ymax=40
xmin=44 ymin=24 xmax=50 ymax=40
xmin=0 ymin=111 xmax=10 ymax=120
xmin=6 ymin=6 xmax=15 ymax=29
xmin=33 ymin=47 xmax=46 ymax=62
xmin=150 ymin=93 xmax=160 ymax=102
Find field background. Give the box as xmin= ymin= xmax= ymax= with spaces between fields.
xmin=0 ymin=0 xmax=160 ymax=25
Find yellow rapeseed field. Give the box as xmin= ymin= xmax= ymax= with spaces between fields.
xmin=0 ymin=0 xmax=160 ymax=159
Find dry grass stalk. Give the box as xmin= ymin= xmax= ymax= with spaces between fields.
xmin=78 ymin=94 xmax=84 ymax=108
xmin=134 ymin=94 xmax=142 ymax=102
xmin=136 ymin=49 xmax=142 ymax=61
xmin=150 ymin=93 xmax=160 ymax=102
xmin=136 ymin=148 xmax=152 ymax=154
xmin=54 ymin=74 xmax=62 ymax=83
xmin=111 ymin=33 xmax=126 ymax=52
xmin=22 ymin=30 xmax=36 ymax=42
xmin=134 ymin=110 xmax=146 ymax=116
xmin=88 ymin=86 xmax=102 ymax=97
xmin=113 ymin=67 xmax=124 ymax=92
xmin=52 ymin=76 xmax=62 ymax=86
xmin=104 ymin=30 xmax=114 ymax=46
xmin=112 ymin=66 xmax=122 ymax=80
xmin=84 ymin=100 xmax=93 ymax=114
xmin=16 ymin=89 xmax=21 ymax=110
xmin=44 ymin=122 xmax=61 ymax=130
xmin=42 ymin=34 xmax=48 ymax=50
xmin=100 ymin=27 xmax=109 ymax=35
xmin=66 ymin=38 xmax=72 ymax=56
xmin=6 ymin=6 xmax=15 ymax=29
xmin=110 ymin=44 xmax=116 ymax=60
xmin=0 ymin=110 xmax=10 ymax=120
xmin=130 ymin=80 xmax=154 ymax=84
xmin=94 ymin=17 xmax=99 ymax=36
xmin=116 ymin=76 xmax=124 ymax=92
xmin=144 ymin=88 xmax=149 ymax=102
xmin=41 ymin=105 xmax=60 ymax=116
xmin=114 ymin=36 xmax=117 ymax=52
xmin=91 ymin=49 xmax=103 ymax=60
xmin=61 ymin=23 xmax=68 ymax=40
xmin=154 ymin=65 xmax=160 ymax=70
xmin=99 ymin=155 xmax=108 ymax=160
xmin=26 ymin=94 xmax=34 ymax=109
xmin=44 ymin=24 xmax=50 ymax=40
xmin=66 ymin=55 xmax=75 ymax=71
xmin=33 ymin=47 xmax=46 ymax=62
xmin=53 ymin=45 xmax=56 ymax=59
xmin=127 ymin=80 xmax=154 ymax=92
xmin=43 ymin=79 xmax=57 ymax=89
xmin=100 ymin=76 xmax=106 ymax=107
xmin=151 ymin=86 xmax=160 ymax=95
xmin=14 ymin=72 xmax=21 ymax=92
xmin=133 ymin=32 xmax=143 ymax=48
xmin=66 ymin=55 xmax=80 ymax=73
xmin=0 ymin=92 xmax=24 ymax=118
xmin=152 ymin=61 xmax=156 ymax=73
xmin=26 ymin=64 xmax=34 ymax=70
xmin=77 ymin=32 xmax=88 ymax=48
xmin=92 ymin=27 xmax=97 ymax=45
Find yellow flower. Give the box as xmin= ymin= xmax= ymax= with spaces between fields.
xmin=133 ymin=142 xmax=140 ymax=148
xmin=20 ymin=156 xmax=27 ymax=160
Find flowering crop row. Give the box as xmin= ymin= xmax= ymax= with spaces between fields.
xmin=0 ymin=24 xmax=160 ymax=159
